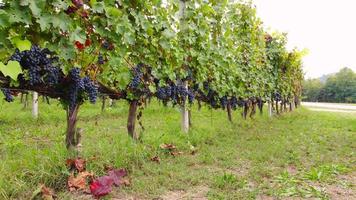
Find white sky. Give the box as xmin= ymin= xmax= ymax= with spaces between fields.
xmin=254 ymin=0 xmax=356 ymax=78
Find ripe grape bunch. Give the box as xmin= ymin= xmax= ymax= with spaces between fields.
xmin=1 ymin=88 xmax=14 ymax=102
xmin=67 ymin=68 xmax=98 ymax=110
xmin=129 ymin=64 xmax=144 ymax=89
xmin=10 ymin=45 xmax=62 ymax=86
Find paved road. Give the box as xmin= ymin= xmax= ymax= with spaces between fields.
xmin=302 ymin=102 xmax=356 ymax=113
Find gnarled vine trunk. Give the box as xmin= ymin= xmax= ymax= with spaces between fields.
xmin=66 ymin=104 xmax=80 ymax=149
xmin=127 ymin=100 xmax=139 ymax=140
xmin=227 ymin=103 xmax=232 ymax=122
xmin=101 ymin=96 xmax=106 ymax=112
xmin=275 ymin=100 xmax=279 ymax=114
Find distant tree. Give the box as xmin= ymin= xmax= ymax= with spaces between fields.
xmin=322 ymin=68 xmax=356 ymax=103
xmin=302 ymin=79 xmax=323 ymax=102
xmin=302 ymin=67 xmax=356 ymax=103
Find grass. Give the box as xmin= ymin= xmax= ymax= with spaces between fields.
xmin=0 ymin=98 xmax=355 ymax=199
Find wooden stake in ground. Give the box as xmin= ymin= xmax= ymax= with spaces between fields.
xmin=32 ymin=92 xmax=38 ymax=118
xmin=268 ymin=101 xmax=273 ymax=117
xmin=179 ymin=0 xmax=189 ymax=133
xmin=180 ymin=81 xmax=189 ymax=133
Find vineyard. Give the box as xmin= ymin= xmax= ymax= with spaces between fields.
xmin=1 ymin=0 xmax=353 ymax=200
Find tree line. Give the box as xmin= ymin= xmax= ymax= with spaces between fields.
xmin=302 ymin=67 xmax=356 ymax=103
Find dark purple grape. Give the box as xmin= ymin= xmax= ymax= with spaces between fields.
xmin=1 ymin=89 xmax=14 ymax=102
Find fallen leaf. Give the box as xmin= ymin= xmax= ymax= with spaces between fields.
xmin=160 ymin=143 xmax=176 ymax=151
xmin=150 ymin=156 xmax=160 ymax=163
xmin=90 ymin=176 xmax=114 ymax=198
xmin=41 ymin=185 xmax=56 ymax=200
xmin=107 ymin=169 xmax=127 ymax=187
xmin=74 ymin=158 xmax=86 ymax=172
xmin=118 ymin=178 xmax=131 ymax=186
xmin=66 ymin=158 xmax=86 ymax=172
xmin=31 ymin=184 xmax=56 ymax=200
xmin=68 ymin=172 xmax=93 ymax=191
xmin=104 ymin=164 xmax=114 ymax=171
xmin=170 ymin=151 xmax=183 ymax=157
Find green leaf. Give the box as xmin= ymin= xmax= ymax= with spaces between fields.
xmin=12 ymin=38 xmax=31 ymax=51
xmin=29 ymin=0 xmax=46 ymax=17
xmin=149 ymin=85 xmax=156 ymax=93
xmin=52 ymin=13 xmax=71 ymax=31
xmin=0 ymin=10 xmax=10 ymax=28
xmin=91 ymin=2 xmax=105 ymax=13
xmin=52 ymin=0 xmax=69 ymax=10
xmin=0 ymin=61 xmax=22 ymax=81
xmin=70 ymin=27 xmax=86 ymax=43
xmin=36 ymin=14 xmax=52 ymax=31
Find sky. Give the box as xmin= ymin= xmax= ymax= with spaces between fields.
xmin=254 ymin=0 xmax=356 ymax=78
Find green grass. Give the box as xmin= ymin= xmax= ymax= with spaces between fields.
xmin=0 ymin=99 xmax=355 ymax=199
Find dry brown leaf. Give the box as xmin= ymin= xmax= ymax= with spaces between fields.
xmin=67 ymin=171 xmax=93 ymax=191
xmin=74 ymin=158 xmax=86 ymax=172
xmin=170 ymin=151 xmax=183 ymax=157
xmin=159 ymin=143 xmax=176 ymax=151
xmin=118 ymin=178 xmax=131 ymax=186
xmin=150 ymin=156 xmax=160 ymax=163
xmin=66 ymin=158 xmax=86 ymax=172
xmin=41 ymin=185 xmax=56 ymax=200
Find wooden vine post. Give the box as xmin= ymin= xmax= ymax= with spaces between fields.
xmin=268 ymin=101 xmax=273 ymax=117
xmin=179 ymin=0 xmax=189 ymax=133
xmin=181 ymin=81 xmax=189 ymax=133
xmin=32 ymin=92 xmax=38 ymax=118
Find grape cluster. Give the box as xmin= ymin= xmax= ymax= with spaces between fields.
xmin=98 ymin=53 xmax=104 ymax=65
xmin=188 ymin=91 xmax=195 ymax=104
xmin=273 ymin=92 xmax=282 ymax=101
xmin=155 ymin=82 xmax=195 ymax=105
xmin=83 ymin=76 xmax=98 ymax=103
xmin=101 ymin=40 xmax=114 ymax=50
xmin=65 ymin=0 xmax=83 ymax=14
xmin=129 ymin=64 xmax=144 ymax=88
xmin=220 ymin=96 xmax=228 ymax=109
xmin=10 ymin=45 xmax=62 ymax=86
xmin=230 ymin=97 xmax=238 ymax=110
xmin=67 ymin=68 xmax=98 ymax=110
xmin=1 ymin=89 xmax=14 ymax=102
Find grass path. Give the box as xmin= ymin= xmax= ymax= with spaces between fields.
xmin=0 ymin=100 xmax=355 ymax=199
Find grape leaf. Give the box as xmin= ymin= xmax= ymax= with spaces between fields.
xmin=28 ymin=0 xmax=46 ymax=17
xmin=12 ymin=38 xmax=31 ymax=51
xmin=89 ymin=176 xmax=114 ymax=198
xmin=0 ymin=61 xmax=22 ymax=81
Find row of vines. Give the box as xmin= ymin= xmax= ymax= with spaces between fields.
xmin=0 ymin=0 xmax=304 ymax=149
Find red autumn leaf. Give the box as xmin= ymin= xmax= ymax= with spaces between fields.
xmin=85 ymin=39 xmax=91 ymax=47
xmin=90 ymin=176 xmax=114 ymax=198
xmin=107 ymin=169 xmax=127 ymax=186
xmin=75 ymin=41 xmax=85 ymax=50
